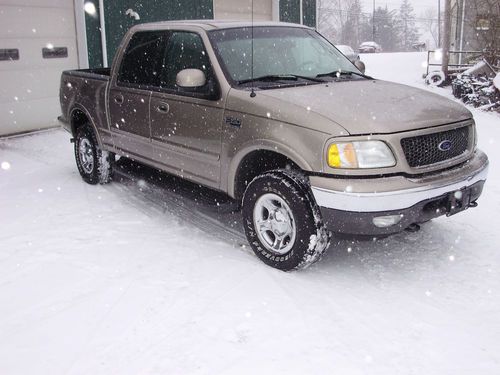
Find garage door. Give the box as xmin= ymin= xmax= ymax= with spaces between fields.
xmin=0 ymin=0 xmax=78 ymax=136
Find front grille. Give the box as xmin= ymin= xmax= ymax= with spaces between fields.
xmin=401 ymin=126 xmax=470 ymax=168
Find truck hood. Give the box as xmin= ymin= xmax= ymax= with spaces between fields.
xmin=255 ymin=79 xmax=472 ymax=135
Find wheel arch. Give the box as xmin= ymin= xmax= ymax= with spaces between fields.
xmin=69 ymin=105 xmax=103 ymax=147
xmin=228 ymin=142 xmax=313 ymax=202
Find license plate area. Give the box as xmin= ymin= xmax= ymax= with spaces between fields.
xmin=446 ymin=187 xmax=472 ymax=216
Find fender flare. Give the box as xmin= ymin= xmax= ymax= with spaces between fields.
xmin=69 ymin=104 xmax=104 ymax=148
xmin=226 ymin=140 xmax=313 ymax=198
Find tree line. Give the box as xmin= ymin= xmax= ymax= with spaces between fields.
xmin=318 ymin=0 xmax=421 ymax=52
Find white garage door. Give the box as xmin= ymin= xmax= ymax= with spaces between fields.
xmin=0 ymin=0 xmax=78 ymax=136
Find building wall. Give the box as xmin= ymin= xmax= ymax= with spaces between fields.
xmin=84 ymin=0 xmax=316 ymax=69
xmin=214 ymin=0 xmax=274 ymax=21
xmin=0 ymin=0 xmax=78 ymax=135
xmin=0 ymin=0 xmax=317 ymax=135
xmin=450 ymin=0 xmax=500 ymax=52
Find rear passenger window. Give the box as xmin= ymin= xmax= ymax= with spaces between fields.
xmin=118 ymin=31 xmax=168 ymax=87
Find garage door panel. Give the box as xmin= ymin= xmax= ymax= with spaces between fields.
xmin=0 ymin=5 xmax=76 ymax=38
xmin=0 ymin=37 xmax=77 ymax=71
xmin=0 ymin=97 xmax=60 ymax=135
xmin=0 ymin=1 xmax=72 ymax=8
xmin=0 ymin=69 xmax=63 ymax=103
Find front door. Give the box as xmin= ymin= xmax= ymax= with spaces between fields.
xmin=149 ymin=30 xmax=224 ymax=189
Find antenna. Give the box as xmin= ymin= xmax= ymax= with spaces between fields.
xmin=250 ymin=0 xmax=256 ymax=98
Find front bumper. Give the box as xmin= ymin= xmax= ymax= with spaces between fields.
xmin=310 ymin=150 xmax=489 ymax=236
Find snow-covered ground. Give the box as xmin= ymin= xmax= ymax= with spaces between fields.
xmin=1 ymin=52 xmax=499 ymax=375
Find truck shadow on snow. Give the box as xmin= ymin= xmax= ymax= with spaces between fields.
xmin=112 ymin=158 xmax=460 ymax=271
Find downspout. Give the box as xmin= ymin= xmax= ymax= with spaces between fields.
xmin=299 ymin=0 xmax=303 ymax=25
xmin=74 ymin=0 xmax=89 ymax=68
xmin=98 ymin=0 xmax=108 ymax=67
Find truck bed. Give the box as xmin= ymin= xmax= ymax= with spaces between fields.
xmin=62 ymin=67 xmax=111 ymax=80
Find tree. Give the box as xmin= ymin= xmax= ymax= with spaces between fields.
xmin=421 ymin=7 xmax=439 ymax=49
xmin=395 ymin=0 xmax=420 ymax=51
xmin=340 ymin=0 xmax=363 ymax=47
xmin=372 ymin=6 xmax=398 ymax=51
xmin=317 ymin=0 xmax=358 ymax=43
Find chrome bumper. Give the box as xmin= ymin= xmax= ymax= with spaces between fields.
xmin=310 ymin=150 xmax=489 ymax=213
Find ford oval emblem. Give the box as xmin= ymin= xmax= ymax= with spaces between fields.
xmin=438 ymin=140 xmax=453 ymax=152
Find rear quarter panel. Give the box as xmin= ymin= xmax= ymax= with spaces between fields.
xmin=60 ymin=71 xmax=112 ymax=147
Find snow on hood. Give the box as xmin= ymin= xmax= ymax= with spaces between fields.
xmin=256 ymin=80 xmax=472 ymax=135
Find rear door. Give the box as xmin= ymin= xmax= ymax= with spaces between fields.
xmin=108 ymin=31 xmax=168 ymax=161
xmin=149 ymin=30 xmax=224 ymax=189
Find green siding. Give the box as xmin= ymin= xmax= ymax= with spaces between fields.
xmin=279 ymin=0 xmax=316 ymax=28
xmin=302 ymin=0 xmax=316 ymax=27
xmin=86 ymin=0 xmax=317 ymax=68
xmin=103 ymin=0 xmax=213 ymax=66
xmin=280 ymin=0 xmax=300 ymax=24
xmin=85 ymin=0 xmax=103 ymax=68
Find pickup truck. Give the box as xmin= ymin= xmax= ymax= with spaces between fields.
xmin=59 ymin=21 xmax=489 ymax=271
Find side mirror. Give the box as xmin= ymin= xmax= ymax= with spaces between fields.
xmin=354 ymin=60 xmax=366 ymax=74
xmin=176 ymin=68 xmax=206 ymax=88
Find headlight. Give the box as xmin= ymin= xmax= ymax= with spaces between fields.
xmin=327 ymin=141 xmax=396 ymax=168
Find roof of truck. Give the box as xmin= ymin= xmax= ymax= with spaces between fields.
xmin=138 ymin=20 xmax=311 ymax=31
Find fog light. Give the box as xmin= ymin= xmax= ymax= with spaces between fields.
xmin=373 ymin=215 xmax=402 ymax=228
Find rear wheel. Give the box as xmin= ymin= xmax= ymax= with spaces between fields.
xmin=74 ymin=124 xmax=113 ymax=184
xmin=242 ymin=170 xmax=330 ymax=271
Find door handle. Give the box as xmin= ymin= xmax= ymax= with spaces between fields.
xmin=114 ymin=94 xmax=124 ymax=104
xmin=155 ymin=102 xmax=169 ymax=114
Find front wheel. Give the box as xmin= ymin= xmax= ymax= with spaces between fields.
xmin=242 ymin=170 xmax=330 ymax=271
xmin=74 ymin=124 xmax=113 ymax=184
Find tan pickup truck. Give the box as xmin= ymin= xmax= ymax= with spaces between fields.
xmin=59 ymin=21 xmax=488 ymax=271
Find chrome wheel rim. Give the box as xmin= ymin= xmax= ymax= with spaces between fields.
xmin=253 ymin=193 xmax=296 ymax=255
xmin=78 ymin=137 xmax=94 ymax=174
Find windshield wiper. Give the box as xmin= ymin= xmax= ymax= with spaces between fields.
xmin=238 ymin=74 xmax=324 ymax=85
xmin=316 ymin=70 xmax=372 ymax=79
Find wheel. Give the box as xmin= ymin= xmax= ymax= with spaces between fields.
xmin=425 ymin=70 xmax=446 ymax=86
xmin=74 ymin=123 xmax=113 ymax=184
xmin=242 ymin=170 xmax=330 ymax=271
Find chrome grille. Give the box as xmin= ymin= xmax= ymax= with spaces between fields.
xmin=401 ymin=126 xmax=470 ymax=168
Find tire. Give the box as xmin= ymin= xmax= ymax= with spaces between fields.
xmin=74 ymin=123 xmax=113 ymax=184
xmin=425 ymin=70 xmax=446 ymax=86
xmin=242 ymin=170 xmax=331 ymax=271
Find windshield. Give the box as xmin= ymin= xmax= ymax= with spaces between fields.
xmin=209 ymin=26 xmax=359 ymax=85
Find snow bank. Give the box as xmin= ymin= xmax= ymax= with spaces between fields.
xmin=1 ymin=52 xmax=499 ymax=375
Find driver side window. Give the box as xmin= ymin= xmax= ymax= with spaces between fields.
xmin=160 ymin=31 xmax=212 ymax=91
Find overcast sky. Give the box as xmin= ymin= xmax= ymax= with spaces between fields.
xmin=360 ymin=0 xmax=441 ymax=14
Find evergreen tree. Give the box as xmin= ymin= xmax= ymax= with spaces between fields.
xmin=396 ymin=0 xmax=420 ymax=51
xmin=341 ymin=0 xmax=363 ymax=48
xmin=372 ymin=6 xmax=398 ymax=51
